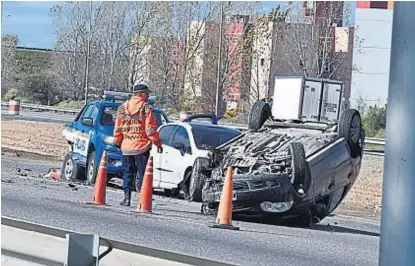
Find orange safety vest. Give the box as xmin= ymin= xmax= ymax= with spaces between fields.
xmin=114 ymin=96 xmax=162 ymax=156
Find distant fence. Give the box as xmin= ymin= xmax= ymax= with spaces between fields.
xmin=1 ymin=101 xmax=385 ymax=147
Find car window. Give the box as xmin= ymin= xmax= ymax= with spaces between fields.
xmin=82 ymin=104 xmax=96 ymax=118
xmin=159 ymin=125 xmax=178 ymax=146
xmin=101 ymin=106 xmax=117 ymax=126
xmin=191 ymin=126 xmax=240 ymax=150
xmin=90 ymin=106 xmax=99 ymax=122
xmin=153 ymin=111 xmax=168 ymax=127
xmin=153 ymin=112 xmax=165 ymax=127
xmin=171 ymin=126 xmax=190 ymax=149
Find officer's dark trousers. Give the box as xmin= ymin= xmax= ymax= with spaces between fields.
xmin=122 ymin=150 xmax=150 ymax=192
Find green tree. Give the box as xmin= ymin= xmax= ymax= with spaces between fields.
xmin=362 ymin=105 xmax=387 ymax=137
xmin=1 ymin=34 xmax=19 ymax=94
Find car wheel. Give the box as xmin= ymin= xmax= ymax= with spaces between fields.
xmin=288 ymin=142 xmax=306 ymax=185
xmin=338 ymin=109 xmax=363 ymax=158
xmin=86 ymin=151 xmax=98 ymax=185
xmin=248 ymin=100 xmax=272 ymax=132
xmin=189 ymin=157 xmax=210 ymax=202
xmin=181 ymin=171 xmax=192 ymax=200
xmin=61 ymin=152 xmax=84 ymax=181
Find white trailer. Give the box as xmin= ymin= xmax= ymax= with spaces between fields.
xmin=271 ymin=76 xmax=344 ymax=123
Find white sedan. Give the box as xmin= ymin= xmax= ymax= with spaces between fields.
xmin=150 ymin=122 xmax=241 ymax=201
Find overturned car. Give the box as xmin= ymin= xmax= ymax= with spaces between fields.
xmin=192 ymin=77 xmax=365 ymax=226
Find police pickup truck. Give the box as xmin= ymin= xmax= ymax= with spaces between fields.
xmin=61 ymin=91 xmax=170 ymax=185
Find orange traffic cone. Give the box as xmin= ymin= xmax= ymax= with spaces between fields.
xmin=87 ymin=151 xmax=108 ymax=206
xmin=137 ymin=156 xmax=154 ymax=213
xmin=209 ymin=166 xmax=239 ymax=230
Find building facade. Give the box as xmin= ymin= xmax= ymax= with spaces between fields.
xmin=350 ymin=1 xmax=394 ymax=113
xmin=186 ymin=15 xmax=252 ymax=113
xmin=265 ymin=1 xmax=354 ymax=104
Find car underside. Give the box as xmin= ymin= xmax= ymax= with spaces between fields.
xmin=199 ymin=108 xmax=365 ymax=227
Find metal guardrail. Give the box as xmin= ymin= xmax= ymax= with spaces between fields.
xmin=364 ymin=138 xmax=386 ymax=146
xmin=1 ymin=216 xmax=233 ymax=266
xmin=1 ymin=101 xmax=80 ymax=114
xmin=1 ymin=101 xmax=386 ymax=147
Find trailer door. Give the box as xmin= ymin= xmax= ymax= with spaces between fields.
xmin=301 ymin=79 xmax=323 ymax=121
xmin=321 ymin=82 xmax=343 ymax=122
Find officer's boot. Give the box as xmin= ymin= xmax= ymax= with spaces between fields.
xmin=119 ymin=189 xmax=131 ymax=206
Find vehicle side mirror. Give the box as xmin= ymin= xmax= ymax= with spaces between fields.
xmin=173 ymin=143 xmax=185 ymax=156
xmin=81 ymin=117 xmax=93 ymax=127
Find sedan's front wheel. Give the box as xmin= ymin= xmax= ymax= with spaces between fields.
xmin=189 ymin=158 xmax=210 ymax=202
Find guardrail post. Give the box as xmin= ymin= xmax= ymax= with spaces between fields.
xmin=65 ymin=233 xmax=100 ymax=266
xmin=379 ymin=2 xmax=415 ymax=266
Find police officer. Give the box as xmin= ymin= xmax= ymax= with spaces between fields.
xmin=114 ymin=81 xmax=163 ymax=206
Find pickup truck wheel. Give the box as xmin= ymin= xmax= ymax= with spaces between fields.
xmin=288 ymin=142 xmax=306 ymax=185
xmin=86 ymin=151 xmax=98 ymax=185
xmin=189 ymin=158 xmax=210 ymax=202
xmin=338 ymin=109 xmax=363 ymax=158
xmin=62 ymin=152 xmax=84 ymax=181
xmin=248 ymin=100 xmax=272 ymax=132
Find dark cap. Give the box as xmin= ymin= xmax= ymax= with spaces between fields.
xmin=132 ymin=81 xmax=152 ymax=93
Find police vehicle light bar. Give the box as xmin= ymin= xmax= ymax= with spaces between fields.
xmin=103 ymin=90 xmax=157 ymax=105
xmin=102 ymin=90 xmax=131 ymax=101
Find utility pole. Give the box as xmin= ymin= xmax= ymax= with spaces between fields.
xmin=84 ymin=1 xmax=92 ymax=104
xmin=215 ymin=2 xmax=224 ymax=117
xmin=379 ymin=2 xmax=415 ymax=266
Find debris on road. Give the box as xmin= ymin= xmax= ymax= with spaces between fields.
xmin=43 ymin=168 xmax=62 ymax=180
xmin=2 ymin=179 xmax=15 ymax=184
xmin=15 ymin=168 xmax=28 ymax=177
xmin=15 ymin=172 xmax=28 ymax=177
xmin=68 ymin=183 xmax=78 ymax=191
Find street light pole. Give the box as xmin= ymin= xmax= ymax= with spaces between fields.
xmin=379 ymin=2 xmax=415 ymax=266
xmin=84 ymin=1 xmax=92 ymax=105
xmin=215 ymin=2 xmax=224 ymax=117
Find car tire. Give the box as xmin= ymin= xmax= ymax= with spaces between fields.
xmin=189 ymin=158 xmax=210 ymax=202
xmin=61 ymin=152 xmax=84 ymax=181
xmin=182 ymin=171 xmax=193 ymax=200
xmin=86 ymin=151 xmax=98 ymax=185
xmin=288 ymin=142 xmax=306 ymax=185
xmin=338 ymin=109 xmax=363 ymax=158
xmin=248 ymin=100 xmax=272 ymax=132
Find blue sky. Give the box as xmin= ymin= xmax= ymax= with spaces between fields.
xmin=1 ymin=1 xmax=356 ymax=49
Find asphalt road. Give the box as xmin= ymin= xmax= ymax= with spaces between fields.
xmin=1 ymin=151 xmax=380 ymax=266
xmin=1 ymin=109 xmax=74 ymax=124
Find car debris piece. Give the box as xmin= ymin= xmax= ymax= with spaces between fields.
xmin=68 ymin=183 xmax=78 ymax=191
xmin=1 ymin=179 xmax=15 ymax=184
xmin=43 ymin=168 xmax=62 ymax=180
